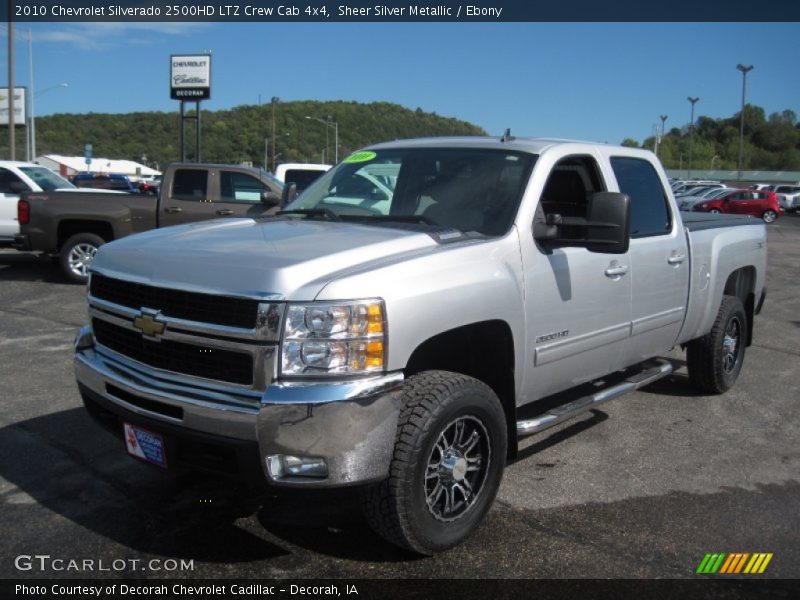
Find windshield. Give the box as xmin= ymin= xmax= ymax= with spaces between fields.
xmin=284 ymin=148 xmax=535 ymax=236
xmin=19 ymin=166 xmax=75 ymax=191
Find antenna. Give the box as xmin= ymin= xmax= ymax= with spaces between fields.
xmin=500 ymin=128 xmax=514 ymax=142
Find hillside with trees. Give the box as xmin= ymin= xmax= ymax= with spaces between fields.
xmin=2 ymin=100 xmax=486 ymax=170
xmin=625 ymin=105 xmax=800 ymax=171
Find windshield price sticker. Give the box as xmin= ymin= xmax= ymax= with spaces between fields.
xmin=344 ymin=151 xmax=377 ymax=163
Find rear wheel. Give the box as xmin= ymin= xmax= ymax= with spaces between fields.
xmin=59 ymin=233 xmax=104 ymax=284
xmin=686 ymin=296 xmax=747 ymax=394
xmin=762 ymin=210 xmax=777 ymax=223
xmin=363 ymin=371 xmax=506 ymax=554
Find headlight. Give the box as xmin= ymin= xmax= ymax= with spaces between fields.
xmin=281 ymin=299 xmax=386 ymax=376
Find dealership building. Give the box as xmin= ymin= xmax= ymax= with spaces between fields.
xmin=35 ymin=154 xmax=160 ymax=180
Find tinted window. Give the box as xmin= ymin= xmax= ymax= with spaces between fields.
xmin=0 ymin=168 xmax=28 ymax=193
xmin=219 ymin=171 xmax=267 ymax=203
xmin=610 ymin=157 xmax=671 ymax=238
xmin=172 ymin=169 xmax=208 ymax=201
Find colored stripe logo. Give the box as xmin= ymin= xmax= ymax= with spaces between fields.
xmin=696 ymin=553 xmax=773 ymax=574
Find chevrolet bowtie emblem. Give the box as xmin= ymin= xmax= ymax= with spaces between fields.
xmin=133 ymin=310 xmax=166 ymax=339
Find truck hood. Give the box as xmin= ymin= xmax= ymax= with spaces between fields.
xmin=91 ymin=217 xmax=440 ymax=300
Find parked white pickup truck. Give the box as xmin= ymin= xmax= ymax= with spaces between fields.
xmin=0 ymin=161 xmax=77 ymax=245
xmin=74 ymin=136 xmax=766 ymax=554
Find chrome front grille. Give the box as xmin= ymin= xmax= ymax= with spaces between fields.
xmin=87 ymin=272 xmax=284 ymax=391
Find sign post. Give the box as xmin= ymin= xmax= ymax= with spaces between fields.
xmin=84 ymin=143 xmax=92 ymax=170
xmin=170 ymin=54 xmax=211 ymax=162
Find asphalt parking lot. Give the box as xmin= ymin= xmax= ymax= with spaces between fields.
xmin=0 ymin=215 xmax=798 ymax=583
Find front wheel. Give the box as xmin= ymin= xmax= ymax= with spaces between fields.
xmin=686 ymin=295 xmax=747 ymax=394
xmin=709 ymin=208 xmax=721 ymax=214
xmin=59 ymin=233 xmax=104 ymax=284
xmin=762 ymin=210 xmax=777 ymax=223
xmin=363 ymin=371 xmax=507 ymax=554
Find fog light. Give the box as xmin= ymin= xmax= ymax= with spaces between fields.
xmin=266 ymin=454 xmax=328 ymax=479
xmin=74 ymin=325 xmax=94 ymax=351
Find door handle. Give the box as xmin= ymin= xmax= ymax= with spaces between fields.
xmin=604 ymin=263 xmax=628 ymax=278
xmin=668 ymin=252 xmax=686 ymax=265
xmin=164 ymin=207 xmax=183 ymax=214
xmin=216 ymin=209 xmax=234 ymax=216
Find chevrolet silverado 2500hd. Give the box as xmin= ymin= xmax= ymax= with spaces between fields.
xmin=14 ymin=163 xmax=284 ymax=283
xmin=73 ymin=137 xmax=766 ymax=554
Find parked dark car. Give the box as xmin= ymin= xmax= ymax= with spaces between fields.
xmin=693 ymin=189 xmax=782 ymax=223
xmin=72 ymin=172 xmax=139 ymax=193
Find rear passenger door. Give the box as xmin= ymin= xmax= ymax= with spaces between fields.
xmin=611 ymin=157 xmax=689 ymax=366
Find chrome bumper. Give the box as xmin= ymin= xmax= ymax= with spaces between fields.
xmin=73 ymin=325 xmax=404 ymax=487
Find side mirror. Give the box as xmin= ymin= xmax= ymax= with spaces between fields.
xmin=533 ymin=192 xmax=630 ymax=255
xmin=8 ymin=181 xmax=29 ymax=193
xmin=260 ymin=191 xmax=281 ymax=208
xmin=280 ymin=182 xmax=297 ymax=207
xmin=585 ymin=192 xmax=630 ymax=254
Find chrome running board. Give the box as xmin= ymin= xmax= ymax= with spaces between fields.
xmin=516 ymin=359 xmax=673 ymax=439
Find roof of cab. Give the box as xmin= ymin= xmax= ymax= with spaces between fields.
xmin=364 ymin=136 xmax=660 ymax=164
xmin=367 ymin=136 xmax=626 ymax=155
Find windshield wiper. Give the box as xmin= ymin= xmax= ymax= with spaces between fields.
xmin=277 ymin=208 xmax=341 ymax=222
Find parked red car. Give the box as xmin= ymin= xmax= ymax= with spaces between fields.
xmin=693 ymin=189 xmax=782 ymax=223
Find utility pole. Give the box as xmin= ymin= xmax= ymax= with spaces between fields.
xmin=7 ymin=22 xmax=15 ymax=159
xmin=737 ymin=64 xmax=754 ymax=181
xmin=687 ymin=97 xmax=699 ymax=179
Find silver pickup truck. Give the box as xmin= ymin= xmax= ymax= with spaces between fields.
xmin=73 ymin=136 xmax=766 ymax=554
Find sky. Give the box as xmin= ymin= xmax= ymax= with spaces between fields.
xmin=1 ymin=21 xmax=799 ymax=145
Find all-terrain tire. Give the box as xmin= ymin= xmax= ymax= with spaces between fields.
xmin=362 ymin=370 xmax=507 ymax=554
xmin=686 ymin=295 xmax=747 ymax=394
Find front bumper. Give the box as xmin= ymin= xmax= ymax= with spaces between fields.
xmin=74 ymin=325 xmax=404 ymax=487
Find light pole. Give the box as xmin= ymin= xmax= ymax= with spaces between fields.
xmin=7 ymin=23 xmax=15 ymax=160
xmin=270 ymin=96 xmax=279 ymax=171
xmin=305 ymin=115 xmax=338 ymax=164
xmin=30 ymin=82 xmax=68 ymax=161
xmin=736 ymin=64 xmax=754 ymax=181
xmin=710 ymin=155 xmax=719 ymax=170
xmin=657 ymin=114 xmax=668 ymax=159
xmin=687 ymin=97 xmax=699 ymax=179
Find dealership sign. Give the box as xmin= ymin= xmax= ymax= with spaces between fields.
xmin=170 ymin=55 xmax=211 ymax=100
xmin=0 ymin=87 xmax=26 ymax=126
